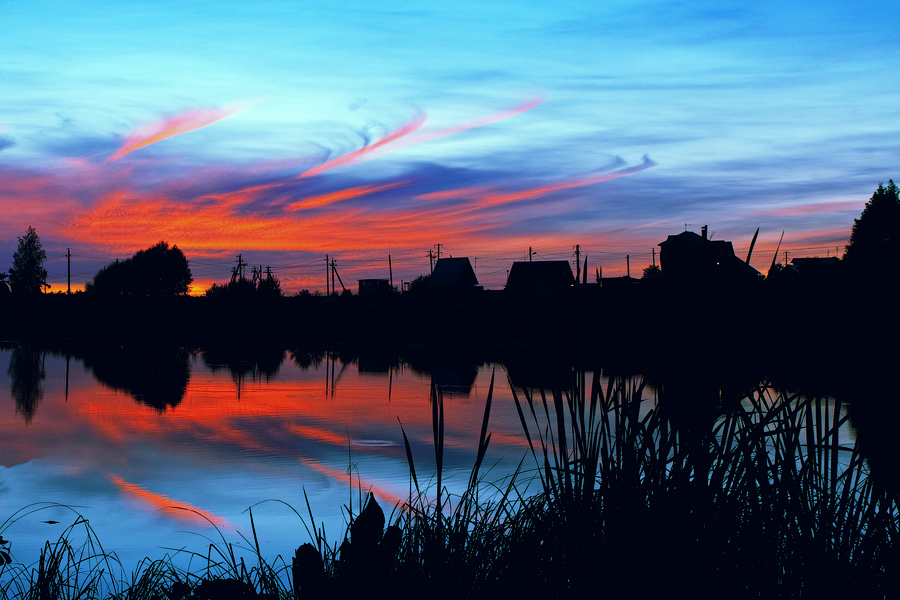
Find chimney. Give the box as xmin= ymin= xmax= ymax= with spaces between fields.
xmin=701 ymin=225 xmax=708 ymax=240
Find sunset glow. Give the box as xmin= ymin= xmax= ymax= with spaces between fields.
xmin=1 ymin=0 xmax=895 ymax=293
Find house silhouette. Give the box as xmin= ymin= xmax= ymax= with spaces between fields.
xmin=505 ymin=261 xmax=575 ymax=296
xmin=659 ymin=226 xmax=760 ymax=284
xmin=428 ymin=258 xmax=480 ymax=292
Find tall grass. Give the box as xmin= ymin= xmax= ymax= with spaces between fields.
xmin=493 ymin=374 xmax=897 ymax=598
xmin=1 ymin=373 xmax=895 ymax=599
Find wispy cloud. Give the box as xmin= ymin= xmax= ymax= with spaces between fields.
xmin=108 ymin=105 xmax=247 ymax=161
xmin=299 ymin=97 xmax=542 ymax=178
xmin=300 ymin=113 xmax=427 ymax=178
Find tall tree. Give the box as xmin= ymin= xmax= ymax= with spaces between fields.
xmin=9 ymin=226 xmax=48 ymax=294
xmin=843 ymin=180 xmax=900 ymax=281
xmin=87 ymin=241 xmax=193 ymax=297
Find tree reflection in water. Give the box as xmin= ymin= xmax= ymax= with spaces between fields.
xmin=82 ymin=345 xmax=191 ymax=411
xmin=8 ymin=343 xmax=46 ymax=423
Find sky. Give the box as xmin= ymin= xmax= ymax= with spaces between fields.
xmin=2 ymin=0 xmax=898 ymax=293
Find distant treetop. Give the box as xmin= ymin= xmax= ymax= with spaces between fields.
xmin=843 ymin=180 xmax=899 ymax=280
xmin=9 ymin=226 xmax=49 ymax=295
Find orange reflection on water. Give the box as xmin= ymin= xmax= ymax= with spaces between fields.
xmin=109 ymin=475 xmax=230 ymax=528
xmin=288 ymin=424 xmax=350 ymax=447
xmin=300 ymin=458 xmax=407 ymax=510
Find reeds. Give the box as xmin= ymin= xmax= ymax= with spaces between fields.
xmin=2 ymin=373 xmax=895 ymax=599
xmin=494 ymin=374 xmax=898 ymax=598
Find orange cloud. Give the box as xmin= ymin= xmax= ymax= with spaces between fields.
xmin=109 ymin=474 xmax=231 ymax=527
xmin=108 ymin=105 xmax=245 ymax=161
xmin=287 ymin=181 xmax=409 ymax=211
xmin=300 ymin=113 xmax=427 ymax=178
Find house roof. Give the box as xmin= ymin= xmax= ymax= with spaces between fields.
xmin=659 ymin=230 xmax=760 ymax=280
xmin=505 ymin=261 xmax=575 ymax=290
xmin=429 ymin=257 xmax=479 ymax=287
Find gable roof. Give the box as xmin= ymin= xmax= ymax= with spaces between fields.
xmin=429 ymin=257 xmax=479 ymax=287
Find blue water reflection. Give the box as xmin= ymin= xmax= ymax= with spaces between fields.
xmin=0 ymin=346 xmax=533 ymax=572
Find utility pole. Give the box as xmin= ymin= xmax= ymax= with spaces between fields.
xmin=784 ymin=251 xmax=789 ymax=267
xmin=331 ymin=258 xmax=346 ymax=293
xmin=626 ymin=254 xmax=630 ymax=277
xmin=389 ymin=254 xmax=393 ymax=289
xmin=434 ymin=243 xmax=442 ymax=261
xmin=325 ymin=255 xmax=330 ymax=295
xmin=529 ymin=246 xmax=534 ymax=262
xmin=66 ymin=248 xmax=71 ymax=294
xmin=428 ymin=249 xmax=435 ymax=274
xmin=652 ymin=248 xmax=656 ymax=267
xmin=231 ymin=254 xmax=246 ymax=283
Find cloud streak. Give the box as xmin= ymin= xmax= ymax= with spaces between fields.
xmin=299 ymin=97 xmax=542 ymax=178
xmin=300 ymin=113 xmax=427 ymax=178
xmin=108 ymin=105 xmax=246 ymax=161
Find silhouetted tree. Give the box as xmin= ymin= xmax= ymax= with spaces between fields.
xmin=9 ymin=226 xmax=48 ymax=295
xmin=86 ymin=241 xmax=192 ymax=297
xmin=843 ymin=180 xmax=899 ymax=282
xmin=642 ymin=264 xmax=662 ymax=280
xmin=257 ymin=269 xmax=283 ymax=299
xmin=405 ymin=274 xmax=430 ymax=295
xmin=205 ymin=273 xmax=284 ymax=300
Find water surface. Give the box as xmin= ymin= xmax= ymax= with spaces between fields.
xmin=0 ymin=345 xmax=533 ymax=572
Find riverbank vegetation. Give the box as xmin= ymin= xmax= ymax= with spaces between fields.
xmin=1 ymin=373 xmax=896 ymax=598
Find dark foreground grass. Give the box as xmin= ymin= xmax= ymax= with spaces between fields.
xmin=2 ymin=374 xmax=896 ymax=599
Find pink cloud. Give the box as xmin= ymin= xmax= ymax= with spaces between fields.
xmin=108 ymin=105 xmax=245 ymax=161
xmin=300 ymin=113 xmax=427 ymax=178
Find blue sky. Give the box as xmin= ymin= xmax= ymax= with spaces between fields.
xmin=1 ymin=0 xmax=897 ymax=291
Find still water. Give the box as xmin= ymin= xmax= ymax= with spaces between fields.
xmin=1 ymin=342 xmax=861 ymax=580
xmin=0 ymin=344 xmax=537 ymax=572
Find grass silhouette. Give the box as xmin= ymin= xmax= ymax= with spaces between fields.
xmin=1 ymin=373 xmax=895 ymax=599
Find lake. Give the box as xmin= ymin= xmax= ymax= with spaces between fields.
xmin=0 ymin=343 xmax=551 ymax=574
xmin=0 ymin=341 xmax=868 ymax=583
